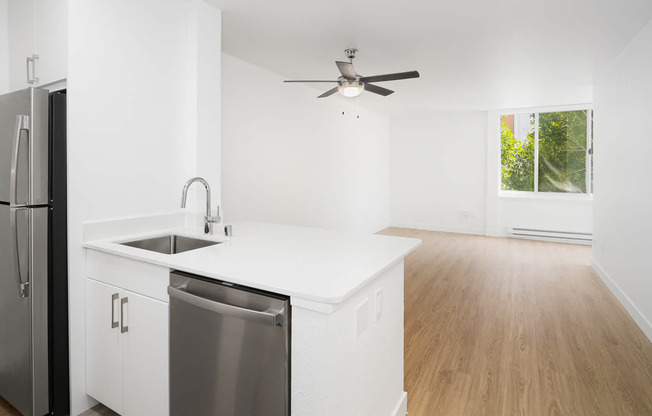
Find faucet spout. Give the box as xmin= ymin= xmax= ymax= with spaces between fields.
xmin=180 ymin=177 xmax=220 ymax=234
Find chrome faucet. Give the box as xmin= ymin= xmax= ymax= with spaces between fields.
xmin=180 ymin=177 xmax=220 ymax=234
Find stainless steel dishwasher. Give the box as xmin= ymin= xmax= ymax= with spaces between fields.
xmin=168 ymin=270 xmax=290 ymax=416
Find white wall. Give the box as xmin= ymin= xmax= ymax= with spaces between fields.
xmin=389 ymin=112 xmax=487 ymax=234
xmin=184 ymin=2 xmax=222 ymax=225
xmin=221 ymin=53 xmax=390 ymax=233
xmin=67 ymin=1 xmax=220 ymax=413
xmin=592 ymin=18 xmax=652 ymax=341
xmin=195 ymin=8 xmax=222 ymax=206
xmin=492 ymin=196 xmax=592 ymax=235
xmin=0 ymin=0 xmax=8 ymax=94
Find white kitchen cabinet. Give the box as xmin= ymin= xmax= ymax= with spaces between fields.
xmin=85 ymin=279 xmax=124 ymax=413
xmin=85 ymin=252 xmax=169 ymax=416
xmin=122 ymin=289 xmax=169 ymax=416
xmin=6 ymin=0 xmax=67 ymax=92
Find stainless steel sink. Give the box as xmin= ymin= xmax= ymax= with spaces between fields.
xmin=120 ymin=235 xmax=221 ymax=255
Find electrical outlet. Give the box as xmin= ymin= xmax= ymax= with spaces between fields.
xmin=375 ymin=288 xmax=383 ymax=321
xmin=356 ymin=299 xmax=368 ymax=337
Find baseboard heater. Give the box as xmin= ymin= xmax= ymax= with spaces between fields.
xmin=507 ymin=227 xmax=592 ymax=244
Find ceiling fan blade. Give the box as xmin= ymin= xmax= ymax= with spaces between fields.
xmin=284 ymin=80 xmax=338 ymax=83
xmin=360 ymin=71 xmax=420 ymax=84
xmin=318 ymin=87 xmax=339 ymax=98
xmin=364 ymin=83 xmax=394 ymax=96
xmin=336 ymin=61 xmax=357 ymax=80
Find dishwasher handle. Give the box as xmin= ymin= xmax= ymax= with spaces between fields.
xmin=168 ymin=285 xmax=285 ymax=327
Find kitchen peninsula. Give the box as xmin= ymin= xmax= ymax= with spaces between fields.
xmin=83 ymin=213 xmax=421 ymax=416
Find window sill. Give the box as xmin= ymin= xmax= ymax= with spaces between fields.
xmin=498 ymin=190 xmax=593 ymax=202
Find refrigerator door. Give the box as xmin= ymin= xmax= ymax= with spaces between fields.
xmin=0 ymin=88 xmax=49 ymax=206
xmin=0 ymin=204 xmax=49 ymax=416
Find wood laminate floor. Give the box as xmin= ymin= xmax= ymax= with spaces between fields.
xmin=0 ymin=397 xmax=117 ymax=416
xmin=379 ymin=228 xmax=652 ymax=416
xmin=3 ymin=230 xmax=651 ymax=416
xmin=0 ymin=396 xmax=20 ymax=416
xmin=77 ymin=404 xmax=119 ymax=416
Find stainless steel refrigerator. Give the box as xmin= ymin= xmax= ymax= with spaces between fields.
xmin=0 ymin=87 xmax=69 ymax=416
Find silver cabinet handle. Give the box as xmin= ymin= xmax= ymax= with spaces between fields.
xmin=120 ymin=297 xmax=128 ymax=333
xmin=168 ymin=286 xmax=285 ymax=327
xmin=26 ymin=54 xmax=39 ymax=84
xmin=10 ymin=207 xmax=30 ymax=298
xmin=10 ymin=115 xmax=29 ymax=207
xmin=111 ymin=293 xmax=119 ymax=328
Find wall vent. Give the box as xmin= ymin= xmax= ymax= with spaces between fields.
xmin=507 ymin=227 xmax=592 ymax=245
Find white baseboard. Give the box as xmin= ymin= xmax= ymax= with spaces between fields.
xmin=389 ymin=222 xmax=485 ymax=236
xmin=390 ymin=391 xmax=408 ymax=416
xmin=591 ymin=258 xmax=652 ymax=343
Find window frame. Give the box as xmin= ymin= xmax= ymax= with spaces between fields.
xmin=498 ymin=104 xmax=594 ymax=198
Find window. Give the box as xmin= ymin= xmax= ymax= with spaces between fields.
xmin=500 ymin=109 xmax=593 ymax=194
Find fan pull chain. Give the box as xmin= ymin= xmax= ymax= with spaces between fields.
xmin=341 ymin=98 xmax=360 ymax=119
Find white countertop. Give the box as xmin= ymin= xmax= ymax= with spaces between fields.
xmin=83 ymin=219 xmax=421 ymax=307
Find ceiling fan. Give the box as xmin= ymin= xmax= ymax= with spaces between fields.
xmin=284 ymin=49 xmax=420 ymax=98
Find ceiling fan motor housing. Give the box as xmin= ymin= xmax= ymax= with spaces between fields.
xmin=338 ymin=76 xmax=363 ymax=87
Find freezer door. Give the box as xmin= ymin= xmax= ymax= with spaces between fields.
xmin=0 ymin=205 xmax=49 ymax=416
xmin=0 ymin=88 xmax=49 ymax=205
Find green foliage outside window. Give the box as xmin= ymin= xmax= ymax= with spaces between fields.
xmin=538 ymin=111 xmax=587 ymax=192
xmin=501 ymin=110 xmax=590 ymax=193
xmin=501 ymin=116 xmax=534 ymax=191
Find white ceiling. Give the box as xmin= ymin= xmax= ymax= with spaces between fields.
xmin=208 ymin=0 xmax=652 ymax=115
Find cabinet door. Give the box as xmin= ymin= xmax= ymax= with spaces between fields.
xmin=34 ymin=0 xmax=67 ymax=84
xmin=7 ymin=0 xmax=36 ymax=91
xmin=6 ymin=0 xmax=67 ymax=92
xmin=123 ymin=290 xmax=170 ymax=416
xmin=86 ymin=278 xmax=124 ymax=415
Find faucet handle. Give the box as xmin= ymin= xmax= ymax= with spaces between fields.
xmin=204 ymin=206 xmax=221 ymax=223
xmin=203 ymin=213 xmax=218 ymax=234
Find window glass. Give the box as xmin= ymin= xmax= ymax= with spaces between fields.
xmin=500 ymin=109 xmax=592 ymax=194
xmin=500 ymin=113 xmax=535 ymax=191
xmin=538 ymin=110 xmax=587 ymax=193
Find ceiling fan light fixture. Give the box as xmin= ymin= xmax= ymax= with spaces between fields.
xmin=338 ymin=81 xmax=364 ymax=98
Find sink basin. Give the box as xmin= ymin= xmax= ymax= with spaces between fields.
xmin=120 ymin=234 xmax=220 ymax=255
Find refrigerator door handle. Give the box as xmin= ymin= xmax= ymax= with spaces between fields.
xmin=10 ymin=115 xmax=30 ymax=207
xmin=10 ymin=207 xmax=30 ymax=298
